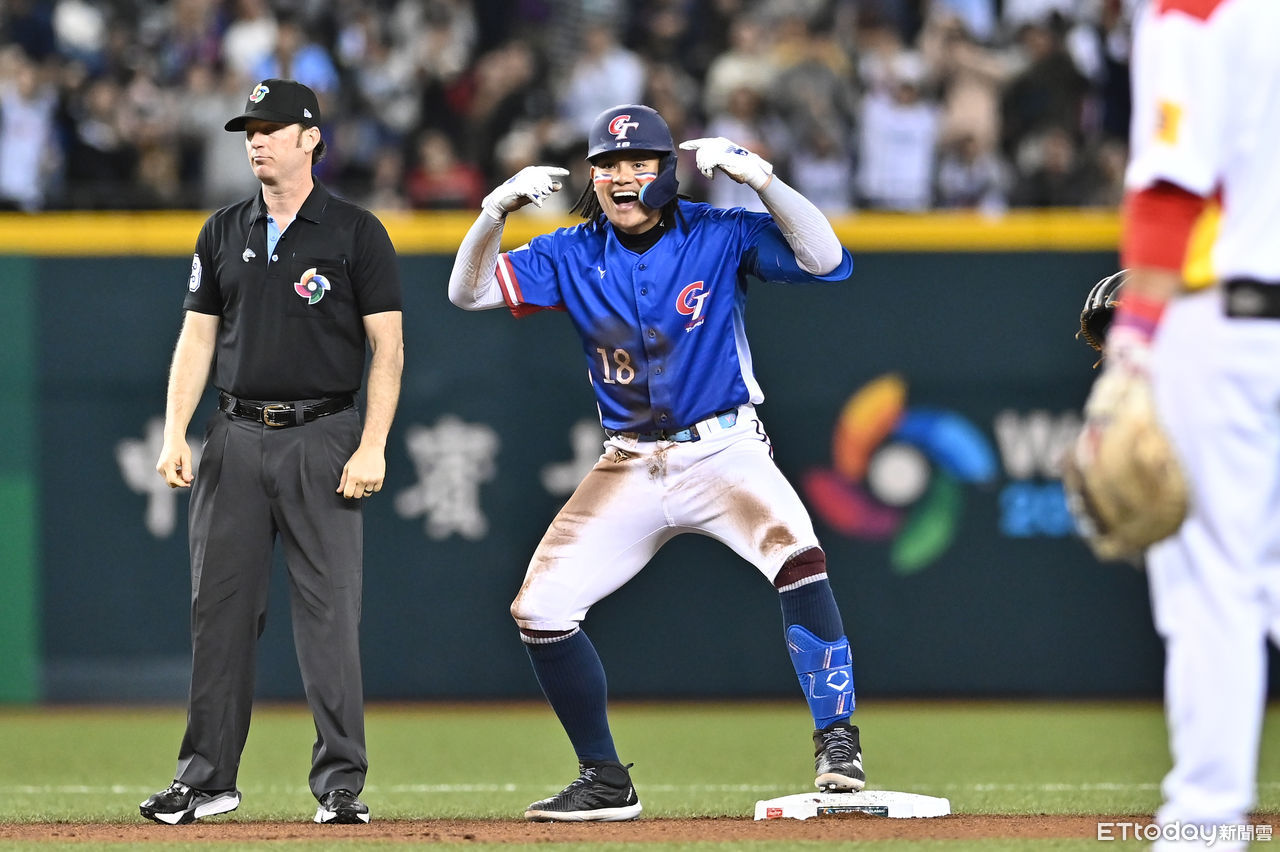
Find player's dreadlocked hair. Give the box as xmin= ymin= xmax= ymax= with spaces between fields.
xmin=570 ymin=182 xmax=603 ymax=220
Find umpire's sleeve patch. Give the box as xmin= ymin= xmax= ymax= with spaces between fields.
xmin=188 ymin=254 xmax=202 ymax=292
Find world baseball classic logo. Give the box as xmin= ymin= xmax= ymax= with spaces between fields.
xmin=294 ymin=267 xmax=331 ymax=305
xmin=802 ymin=373 xmax=996 ymax=574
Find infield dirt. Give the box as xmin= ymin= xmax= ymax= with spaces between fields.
xmin=3 ymin=814 xmax=1154 ymax=843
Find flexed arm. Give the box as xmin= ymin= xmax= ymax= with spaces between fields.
xmin=448 ymin=166 xmax=569 ymax=311
xmin=680 ymin=137 xmax=844 ymax=275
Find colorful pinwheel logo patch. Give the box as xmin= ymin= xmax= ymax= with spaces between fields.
xmin=294 ymin=267 xmax=330 ymax=305
xmin=803 ymin=374 xmax=997 ymax=574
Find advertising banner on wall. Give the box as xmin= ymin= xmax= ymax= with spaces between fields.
xmin=32 ymin=249 xmax=1171 ymax=702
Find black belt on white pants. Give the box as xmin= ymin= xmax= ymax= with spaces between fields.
xmin=1224 ymin=279 xmax=1280 ymax=318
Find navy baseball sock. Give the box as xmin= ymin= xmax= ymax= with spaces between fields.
xmin=522 ymin=627 xmax=619 ymax=763
xmin=775 ymin=548 xmax=845 ymax=641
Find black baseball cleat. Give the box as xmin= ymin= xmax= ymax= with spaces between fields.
xmin=524 ymin=760 xmax=643 ymax=822
xmin=139 ymin=781 xmax=241 ymax=824
xmin=314 ymin=788 xmax=370 ymax=824
xmin=813 ymin=722 xmax=866 ymax=792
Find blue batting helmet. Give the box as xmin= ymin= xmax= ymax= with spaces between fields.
xmin=586 ymin=104 xmax=680 ymax=208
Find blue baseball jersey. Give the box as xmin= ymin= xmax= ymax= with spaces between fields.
xmin=496 ymin=199 xmax=854 ymax=432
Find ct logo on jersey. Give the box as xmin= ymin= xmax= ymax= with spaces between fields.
xmin=608 ymin=114 xmax=640 ymax=142
xmin=294 ymin=267 xmax=331 ymax=304
xmin=676 ymin=281 xmax=709 ymax=332
xmin=249 ymin=83 xmax=269 ymax=103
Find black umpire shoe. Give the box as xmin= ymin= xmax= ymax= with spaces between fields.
xmin=524 ymin=760 xmax=643 ymax=822
xmin=139 ymin=781 xmax=241 ymax=825
xmin=314 ymin=789 xmax=371 ymax=824
xmin=813 ymin=722 xmax=866 ymax=793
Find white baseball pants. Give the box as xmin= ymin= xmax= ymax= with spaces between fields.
xmin=511 ymin=405 xmax=821 ymax=631
xmin=1148 ymin=289 xmax=1280 ymax=851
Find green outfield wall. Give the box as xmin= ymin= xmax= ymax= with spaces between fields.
xmin=1 ymin=210 xmax=1191 ymax=703
xmin=0 ymin=257 xmax=40 ymax=701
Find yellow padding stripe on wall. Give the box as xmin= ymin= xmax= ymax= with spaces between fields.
xmin=0 ymin=209 xmax=1120 ymax=256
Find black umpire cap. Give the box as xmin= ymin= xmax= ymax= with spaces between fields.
xmin=224 ymin=79 xmax=321 ymax=132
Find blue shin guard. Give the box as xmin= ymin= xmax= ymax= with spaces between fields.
xmin=786 ymin=625 xmax=855 ymax=729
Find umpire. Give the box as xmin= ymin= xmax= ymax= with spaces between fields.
xmin=140 ymin=79 xmax=403 ymax=826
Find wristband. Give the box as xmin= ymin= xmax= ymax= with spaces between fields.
xmin=1110 ymin=291 xmax=1167 ymax=344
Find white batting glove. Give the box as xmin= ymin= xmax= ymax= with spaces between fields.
xmin=482 ymin=166 xmax=571 ymax=220
xmin=679 ymin=137 xmax=773 ymax=192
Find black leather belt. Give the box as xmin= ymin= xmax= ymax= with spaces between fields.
xmin=1224 ymin=279 xmax=1280 ymax=318
xmin=219 ymin=392 xmax=354 ymax=428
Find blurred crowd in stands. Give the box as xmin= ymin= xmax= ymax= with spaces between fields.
xmin=0 ymin=0 xmax=1136 ymax=213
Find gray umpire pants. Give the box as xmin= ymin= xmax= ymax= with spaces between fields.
xmin=174 ymin=407 xmax=367 ymax=798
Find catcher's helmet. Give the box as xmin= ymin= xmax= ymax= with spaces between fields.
xmin=1078 ymin=269 xmax=1128 ymax=352
xmin=586 ymin=104 xmax=679 ymax=209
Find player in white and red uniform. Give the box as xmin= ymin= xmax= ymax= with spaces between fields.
xmin=1108 ymin=1 xmax=1280 ymax=848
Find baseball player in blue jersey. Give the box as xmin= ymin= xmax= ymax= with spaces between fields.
xmin=448 ymin=104 xmax=862 ymax=821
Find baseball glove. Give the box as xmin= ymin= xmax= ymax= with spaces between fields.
xmin=1062 ymin=365 xmax=1189 ymax=562
xmin=1078 ymin=270 xmax=1128 ymax=353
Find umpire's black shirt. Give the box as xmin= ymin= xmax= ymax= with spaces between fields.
xmin=184 ymin=182 xmax=401 ymax=400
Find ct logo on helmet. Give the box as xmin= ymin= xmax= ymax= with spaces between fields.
xmin=294 ymin=267 xmax=330 ymax=305
xmin=249 ymin=83 xmax=269 ymax=103
xmin=608 ymin=114 xmax=640 ymax=141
